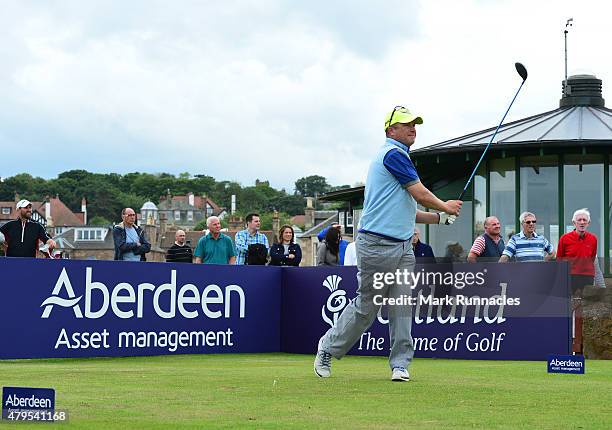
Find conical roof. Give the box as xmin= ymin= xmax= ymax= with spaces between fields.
xmin=413 ymin=74 xmax=612 ymax=156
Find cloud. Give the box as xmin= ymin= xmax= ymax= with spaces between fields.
xmin=1 ymin=1 xmax=611 ymax=191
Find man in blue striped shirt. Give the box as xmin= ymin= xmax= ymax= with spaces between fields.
xmin=499 ymin=211 xmax=555 ymax=262
xmin=234 ymin=213 xmax=269 ymax=265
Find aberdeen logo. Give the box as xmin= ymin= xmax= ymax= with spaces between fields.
xmin=321 ymin=275 xmax=348 ymax=327
xmin=41 ymin=268 xmax=83 ymax=318
xmin=40 ymin=267 xmax=246 ymax=320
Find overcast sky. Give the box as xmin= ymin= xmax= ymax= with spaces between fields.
xmin=1 ymin=0 xmax=610 ymax=191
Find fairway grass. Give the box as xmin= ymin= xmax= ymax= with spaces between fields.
xmin=1 ymin=354 xmax=610 ymax=429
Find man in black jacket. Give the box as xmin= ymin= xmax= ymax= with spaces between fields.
xmin=113 ymin=208 xmax=151 ymax=261
xmin=0 ymin=199 xmax=56 ymax=258
xmin=165 ymin=230 xmax=193 ymax=263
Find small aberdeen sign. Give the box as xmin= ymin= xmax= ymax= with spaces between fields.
xmin=547 ymin=354 xmax=585 ymax=374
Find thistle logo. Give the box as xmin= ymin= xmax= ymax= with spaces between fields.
xmin=321 ymin=274 xmax=348 ymax=327
xmin=41 ymin=268 xmax=83 ymax=318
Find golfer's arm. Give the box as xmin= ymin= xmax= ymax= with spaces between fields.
xmin=415 ymin=210 xmax=439 ymax=224
xmin=406 ymin=182 xmax=448 ymax=212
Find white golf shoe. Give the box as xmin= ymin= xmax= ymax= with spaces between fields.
xmin=391 ymin=367 xmax=410 ymax=382
xmin=314 ymin=338 xmax=332 ymax=378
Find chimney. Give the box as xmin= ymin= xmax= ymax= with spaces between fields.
xmin=305 ymin=197 xmax=315 ymax=229
xmin=231 ymin=194 xmax=236 ymax=214
xmin=144 ymin=224 xmax=158 ymax=247
xmin=560 ymin=74 xmax=605 ymax=107
xmin=188 ymin=192 xmax=195 ymax=207
xmin=14 ymin=192 xmax=20 ymax=203
xmin=81 ymin=197 xmax=87 ymax=225
xmin=45 ymin=196 xmax=51 ymax=224
xmin=272 ymin=210 xmax=280 ymax=236
xmin=160 ymin=212 xmax=167 ymax=237
xmin=228 ymin=215 xmax=243 ymax=230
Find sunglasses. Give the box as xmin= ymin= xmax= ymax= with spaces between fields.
xmin=524 ymin=220 xmax=537 ymax=224
xmin=386 ymin=106 xmax=407 ymax=129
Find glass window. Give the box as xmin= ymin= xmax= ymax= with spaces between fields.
xmin=1 ymin=207 xmax=10 ymax=214
xmin=609 ymin=157 xmax=612 ymax=274
xmin=520 ymin=156 xmax=559 ymax=245
xmin=473 ymin=165 xmax=487 ymax=238
xmin=174 ymin=210 xmax=181 ymax=221
xmin=346 ymin=211 xmax=353 ymax=227
xmin=187 ymin=211 xmax=194 ymax=221
xmin=564 ymin=155 xmax=604 ymax=257
xmin=77 ymin=230 xmax=83 ymax=240
xmin=353 ymin=209 xmax=362 ymax=231
xmin=428 ymin=202 xmax=473 ymax=260
xmin=490 ymin=158 xmax=516 ymax=240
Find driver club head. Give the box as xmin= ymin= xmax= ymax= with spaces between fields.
xmin=515 ymin=62 xmax=528 ymax=81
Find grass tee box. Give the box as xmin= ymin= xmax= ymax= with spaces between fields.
xmin=1 ymin=354 xmax=611 ymax=429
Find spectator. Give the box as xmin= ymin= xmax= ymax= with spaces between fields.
xmin=165 ymin=230 xmax=193 ymax=263
xmin=444 ymin=241 xmax=465 ymax=262
xmin=317 ymin=226 xmax=341 ymax=266
xmin=343 ymin=241 xmax=357 ymax=266
xmin=499 ymin=211 xmax=554 ymax=262
xmin=0 ymin=199 xmax=56 ymax=257
xmin=234 ymin=213 xmax=269 ymax=265
xmin=269 ymin=225 xmax=302 ymax=266
xmin=318 ymin=223 xmax=349 ymax=265
xmin=194 ymin=216 xmax=236 ymax=265
xmin=557 ymin=208 xmax=598 ymax=296
xmin=412 ymin=227 xmax=435 ymax=262
xmin=467 ymin=216 xmax=505 ymax=262
xmin=113 ymin=208 xmax=151 ymax=261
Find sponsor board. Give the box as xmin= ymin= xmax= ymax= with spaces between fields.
xmin=1 ymin=259 xmax=570 ymax=360
xmin=547 ymin=354 xmax=585 ymax=374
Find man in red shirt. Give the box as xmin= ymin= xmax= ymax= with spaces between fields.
xmin=557 ymin=208 xmax=598 ymax=297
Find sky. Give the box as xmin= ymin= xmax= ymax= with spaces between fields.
xmin=1 ymin=0 xmax=611 ymax=191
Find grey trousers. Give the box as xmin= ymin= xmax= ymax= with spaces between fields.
xmin=320 ymin=232 xmax=416 ymax=370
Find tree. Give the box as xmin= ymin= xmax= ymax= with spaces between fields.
xmin=294 ymin=175 xmax=330 ymax=197
xmin=89 ymin=216 xmax=112 ymax=226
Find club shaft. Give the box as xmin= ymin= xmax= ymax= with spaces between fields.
xmin=458 ymin=80 xmax=525 ymax=200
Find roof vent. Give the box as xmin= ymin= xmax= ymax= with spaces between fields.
xmin=560 ymin=74 xmax=605 ymax=107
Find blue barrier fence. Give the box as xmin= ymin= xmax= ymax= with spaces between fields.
xmin=0 ymin=258 xmax=570 ymax=360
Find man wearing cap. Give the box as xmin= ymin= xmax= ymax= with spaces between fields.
xmin=0 ymin=199 xmax=56 ymax=258
xmin=314 ymin=106 xmax=462 ymax=382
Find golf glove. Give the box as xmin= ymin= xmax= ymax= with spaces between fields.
xmin=439 ymin=213 xmax=456 ymax=225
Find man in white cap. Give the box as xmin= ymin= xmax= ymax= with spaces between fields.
xmin=314 ymin=106 xmax=462 ymax=381
xmin=0 ymin=199 xmax=56 ymax=257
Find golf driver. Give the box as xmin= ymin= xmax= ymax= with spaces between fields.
xmin=457 ymin=62 xmax=528 ymax=202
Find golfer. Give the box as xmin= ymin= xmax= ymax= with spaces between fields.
xmin=314 ymin=106 xmax=462 ymax=381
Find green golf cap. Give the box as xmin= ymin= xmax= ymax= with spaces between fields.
xmin=384 ymin=106 xmax=423 ymax=131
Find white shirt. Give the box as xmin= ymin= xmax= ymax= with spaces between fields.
xmin=344 ymin=241 xmax=357 ymax=266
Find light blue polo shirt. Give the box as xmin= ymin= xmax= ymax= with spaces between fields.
xmin=359 ymin=138 xmax=419 ymax=241
xmin=502 ymin=231 xmax=554 ymax=262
